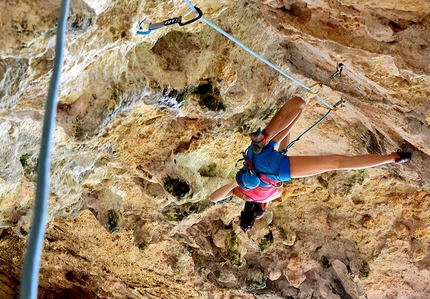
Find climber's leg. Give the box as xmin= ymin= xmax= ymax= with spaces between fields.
xmin=250 ymin=97 xmax=306 ymax=154
xmin=265 ymin=96 xmax=306 ymax=145
xmin=288 ymin=153 xmax=399 ymax=178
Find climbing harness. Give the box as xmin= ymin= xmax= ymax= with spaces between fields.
xmin=307 ymin=63 xmax=344 ymax=94
xmin=236 ymin=99 xmax=346 ymax=180
xmin=137 ymin=6 xmax=203 ymax=35
xmin=281 ymin=98 xmax=346 ymax=155
xmin=236 ymin=149 xmax=280 ymax=188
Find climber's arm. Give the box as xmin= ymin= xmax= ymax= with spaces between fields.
xmin=210 ymin=180 xmax=238 ymax=202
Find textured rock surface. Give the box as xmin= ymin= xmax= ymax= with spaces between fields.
xmin=1 ymin=0 xmax=429 ymax=298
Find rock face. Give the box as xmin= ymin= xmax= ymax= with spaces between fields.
xmin=1 ymin=0 xmax=429 ymax=298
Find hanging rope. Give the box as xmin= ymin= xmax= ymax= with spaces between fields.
xmin=180 ymin=1 xmax=351 ymax=152
xmin=19 ymin=0 xmax=70 ymax=298
xmin=182 ymin=0 xmax=334 ymax=109
xmin=281 ymin=98 xmax=345 ymax=155
xmin=137 ymin=2 xmax=346 ymax=150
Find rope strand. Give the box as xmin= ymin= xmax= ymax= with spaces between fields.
xmin=20 ymin=1 xmax=70 ymax=298
xmin=183 ymin=0 xmax=333 ymax=109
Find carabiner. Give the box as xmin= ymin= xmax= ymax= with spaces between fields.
xmin=306 ymin=63 xmax=344 ymax=93
xmin=331 ymin=98 xmax=345 ymax=111
xmin=178 ymin=7 xmax=203 ymax=26
xmin=137 ymin=20 xmax=152 ymax=35
xmin=326 ymin=63 xmax=344 ymax=84
xmin=307 ymin=81 xmax=324 ymax=94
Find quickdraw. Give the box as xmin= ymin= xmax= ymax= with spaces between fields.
xmin=307 ymin=63 xmax=344 ymax=94
xmin=137 ymin=7 xmax=203 ymax=35
xmin=281 ymin=98 xmax=346 ymax=155
xmin=281 ymin=63 xmax=345 ymax=154
xmin=138 ymin=0 xmax=341 ymax=110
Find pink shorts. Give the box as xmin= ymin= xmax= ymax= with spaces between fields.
xmin=237 ymin=185 xmax=278 ymax=202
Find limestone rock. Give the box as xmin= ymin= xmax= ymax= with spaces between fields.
xmin=1 ymin=0 xmax=429 ymax=298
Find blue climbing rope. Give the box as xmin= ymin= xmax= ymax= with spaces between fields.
xmin=183 ymin=0 xmax=333 ymax=109
xmin=20 ymin=0 xmax=70 ymax=298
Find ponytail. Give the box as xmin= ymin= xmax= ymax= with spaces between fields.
xmin=239 ymin=202 xmax=267 ymax=232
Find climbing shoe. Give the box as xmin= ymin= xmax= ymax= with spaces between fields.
xmin=249 ymin=128 xmax=266 ymax=154
xmin=395 ymin=151 xmax=412 ymax=164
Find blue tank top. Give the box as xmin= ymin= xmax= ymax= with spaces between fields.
xmin=247 ymin=141 xmax=283 ymax=181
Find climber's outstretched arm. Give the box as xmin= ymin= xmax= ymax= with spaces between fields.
xmin=210 ymin=180 xmax=238 ymax=202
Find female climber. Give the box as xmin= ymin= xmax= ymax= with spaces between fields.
xmin=209 ymin=96 xmax=412 ymax=231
